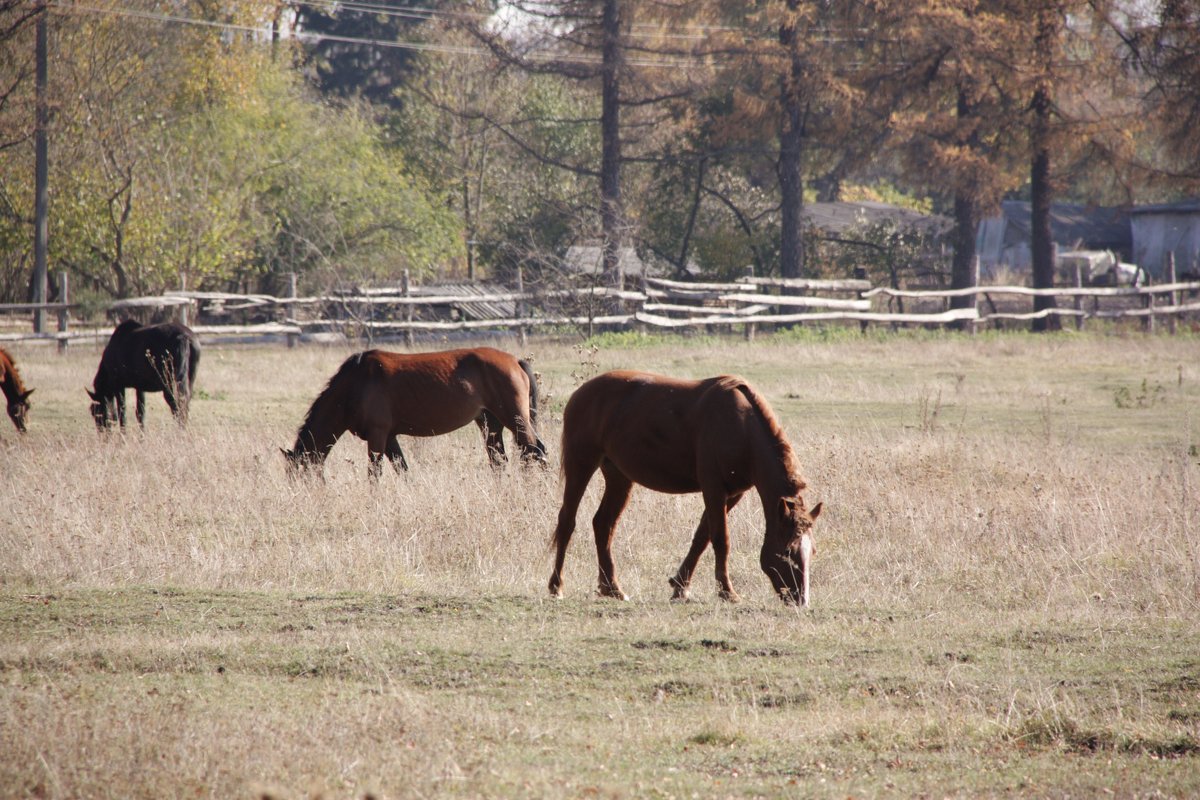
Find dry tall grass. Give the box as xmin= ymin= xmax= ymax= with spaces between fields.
xmin=1 ymin=331 xmax=1198 ymax=798
xmin=4 ymin=333 xmax=1194 ymax=614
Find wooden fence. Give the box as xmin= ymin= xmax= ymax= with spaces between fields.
xmin=2 ymin=271 xmax=1198 ymax=348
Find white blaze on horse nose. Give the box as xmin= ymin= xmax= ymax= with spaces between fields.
xmin=799 ymin=533 xmax=813 ymax=607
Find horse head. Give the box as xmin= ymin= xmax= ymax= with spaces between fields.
xmin=280 ymin=445 xmax=322 ymax=477
xmin=7 ymin=388 xmax=32 ymax=433
xmin=760 ymin=497 xmax=822 ymax=607
xmin=86 ymin=387 xmax=111 ymax=430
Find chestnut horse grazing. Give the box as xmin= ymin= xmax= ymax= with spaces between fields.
xmin=284 ymin=347 xmax=548 ymax=477
xmin=548 ymin=371 xmax=822 ymax=605
xmin=88 ymin=320 xmax=201 ymax=429
xmin=0 ymin=347 xmax=33 ymax=433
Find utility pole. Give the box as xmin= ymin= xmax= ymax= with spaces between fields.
xmin=33 ymin=0 xmax=49 ymax=333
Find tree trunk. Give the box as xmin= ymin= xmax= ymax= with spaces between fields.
xmin=778 ymin=2 xmax=805 ymax=281
xmin=600 ymin=0 xmax=624 ymax=292
xmin=1030 ymin=85 xmax=1059 ymax=332
xmin=949 ymin=88 xmax=979 ymax=326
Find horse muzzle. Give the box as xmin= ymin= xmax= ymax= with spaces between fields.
xmin=762 ymin=534 xmax=812 ymax=607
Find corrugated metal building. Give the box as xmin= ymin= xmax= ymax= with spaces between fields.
xmin=975 ymin=201 xmax=1132 ymax=278
xmin=1130 ymin=199 xmax=1200 ymax=279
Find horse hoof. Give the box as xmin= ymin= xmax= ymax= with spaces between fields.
xmin=597 ymin=587 xmax=628 ymax=601
xmin=718 ymin=590 xmax=742 ymax=604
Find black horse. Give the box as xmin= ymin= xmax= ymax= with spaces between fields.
xmin=88 ymin=320 xmax=201 ymax=429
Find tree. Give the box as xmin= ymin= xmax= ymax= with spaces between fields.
xmin=0 ymin=0 xmax=459 ymax=304
xmin=393 ymin=22 xmax=593 ymax=282
xmin=292 ymin=0 xmax=445 ymax=108
xmin=458 ymin=1 xmax=725 ymax=290
xmin=1117 ymin=0 xmax=1200 ymax=191
xmin=874 ymin=1 xmax=1026 ymax=314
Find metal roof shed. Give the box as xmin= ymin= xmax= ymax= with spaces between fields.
xmin=1130 ymin=199 xmax=1200 ymax=279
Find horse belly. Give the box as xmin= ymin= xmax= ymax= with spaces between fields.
xmin=373 ymin=391 xmax=481 ymax=437
xmin=608 ymin=452 xmax=700 ymax=494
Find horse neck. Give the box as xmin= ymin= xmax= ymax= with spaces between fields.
xmin=293 ymin=383 xmax=350 ymax=461
xmin=0 ymin=361 xmax=23 ymax=403
xmin=739 ymin=388 xmax=805 ymax=504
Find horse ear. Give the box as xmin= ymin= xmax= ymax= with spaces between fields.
xmin=85 ymin=387 xmax=97 ymax=401
xmin=21 ymin=389 xmax=33 ymax=401
xmin=778 ymin=497 xmax=796 ymax=519
xmin=809 ymin=502 xmax=822 ymax=520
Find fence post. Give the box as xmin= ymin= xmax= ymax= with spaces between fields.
xmin=178 ymin=273 xmax=189 ymax=328
xmin=1166 ymin=252 xmax=1177 ymax=336
xmin=56 ymin=271 xmax=69 ymax=353
xmin=1144 ymin=280 xmax=1155 ymax=335
xmin=286 ymin=271 xmax=298 ymax=349
xmin=969 ymin=256 xmax=980 ymax=336
xmin=855 ymin=267 xmax=869 ymax=335
xmin=516 ymin=264 xmax=528 ymax=348
xmin=402 ymin=269 xmax=414 ymax=349
xmin=1072 ymin=259 xmax=1084 ymax=331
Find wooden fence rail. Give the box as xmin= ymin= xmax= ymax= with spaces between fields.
xmin=2 ymin=274 xmax=1198 ymax=347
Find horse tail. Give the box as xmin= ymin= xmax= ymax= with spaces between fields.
xmin=518 ymin=359 xmax=539 ymax=425
xmin=518 ymin=358 xmax=550 ymax=460
xmin=187 ymin=336 xmax=201 ymax=391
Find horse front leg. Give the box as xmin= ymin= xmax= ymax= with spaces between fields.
xmin=116 ymin=391 xmax=127 ymax=429
xmin=703 ymin=489 xmax=741 ymax=603
xmin=385 ymin=436 xmax=409 ymax=473
xmin=366 ymin=431 xmax=389 ymax=481
xmin=670 ymin=522 xmax=711 ymax=603
xmin=593 ymin=461 xmax=633 ymax=600
xmin=475 ymin=411 xmax=507 ymax=467
xmin=671 ymin=492 xmax=744 ymax=601
xmin=135 ymin=390 xmax=146 ymax=429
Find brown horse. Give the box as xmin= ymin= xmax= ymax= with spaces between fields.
xmin=548 ymin=370 xmax=822 ymax=605
xmin=0 ymin=347 xmax=33 ymax=433
xmin=284 ymin=347 xmax=548 ymax=477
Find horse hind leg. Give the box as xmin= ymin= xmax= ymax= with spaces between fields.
xmin=548 ymin=454 xmax=602 ymax=598
xmin=162 ymin=388 xmax=182 ymax=426
xmin=592 ymin=461 xmax=633 ymax=600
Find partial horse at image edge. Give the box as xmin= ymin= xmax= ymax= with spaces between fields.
xmin=284 ymin=347 xmax=548 ymax=477
xmin=0 ymin=347 xmax=33 ymax=433
xmin=547 ymin=370 xmax=822 ymax=606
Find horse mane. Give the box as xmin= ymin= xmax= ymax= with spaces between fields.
xmin=721 ymin=377 xmax=807 ymax=494
xmin=295 ymin=351 xmax=368 ymax=441
xmin=112 ymin=318 xmax=142 ymax=336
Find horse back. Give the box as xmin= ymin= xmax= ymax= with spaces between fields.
xmin=562 ymin=371 xmax=759 ymax=493
xmin=97 ymin=321 xmax=199 ymax=393
xmin=347 ymin=348 xmax=529 ymax=436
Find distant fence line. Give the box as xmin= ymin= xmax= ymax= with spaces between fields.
xmin=2 ymin=270 xmax=1198 ymax=348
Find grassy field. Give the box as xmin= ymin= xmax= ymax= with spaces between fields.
xmin=1 ymin=328 xmax=1199 ymax=799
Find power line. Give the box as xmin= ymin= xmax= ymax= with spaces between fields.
xmin=50 ymin=1 xmax=729 ymax=69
